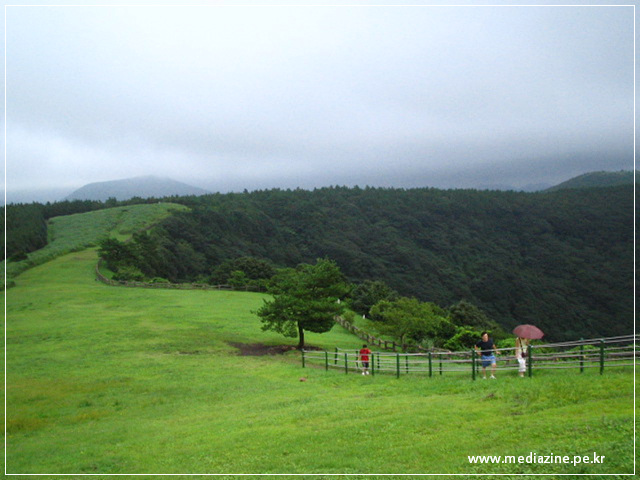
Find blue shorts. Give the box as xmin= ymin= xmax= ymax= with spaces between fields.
xmin=481 ymin=355 xmax=496 ymax=367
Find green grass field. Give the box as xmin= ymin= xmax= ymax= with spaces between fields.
xmin=4 ymin=208 xmax=637 ymax=476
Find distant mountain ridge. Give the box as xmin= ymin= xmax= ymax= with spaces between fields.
xmin=546 ymin=170 xmax=636 ymax=191
xmin=57 ymin=169 xmax=635 ymax=203
xmin=65 ymin=176 xmax=210 ymax=201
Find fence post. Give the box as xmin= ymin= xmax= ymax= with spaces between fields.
xmin=302 ymin=350 xmax=306 ymax=368
xmin=406 ymin=354 xmax=409 ymax=373
xmin=579 ymin=339 xmax=584 ymax=374
xmin=371 ymin=353 xmax=375 ymax=376
xmin=396 ymin=353 xmax=400 ymax=379
xmin=335 ymin=348 xmax=338 ymax=365
xmin=471 ymin=350 xmax=476 ymax=381
xmin=599 ymin=339 xmax=605 ymax=375
xmin=527 ymin=345 xmax=533 ymax=378
xmin=345 ymin=353 xmax=349 ymax=374
xmin=439 ymin=355 xmax=443 ymax=376
xmin=428 ymin=352 xmax=433 ymax=378
xmin=325 ymin=351 xmax=329 ymax=371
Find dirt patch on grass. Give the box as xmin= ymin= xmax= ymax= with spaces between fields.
xmin=228 ymin=342 xmax=323 ymax=356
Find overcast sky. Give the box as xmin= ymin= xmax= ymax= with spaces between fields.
xmin=4 ymin=1 xmax=636 ymax=200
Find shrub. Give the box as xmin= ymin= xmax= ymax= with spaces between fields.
xmin=443 ymin=326 xmax=484 ymax=351
xmin=113 ymin=266 xmax=145 ymax=282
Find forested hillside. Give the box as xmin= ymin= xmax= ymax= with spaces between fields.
xmin=4 ymin=203 xmax=48 ymax=261
xmin=109 ymin=185 xmax=633 ymax=342
xmin=546 ymin=170 xmax=636 ymax=191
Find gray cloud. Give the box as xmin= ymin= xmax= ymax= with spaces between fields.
xmin=5 ymin=3 xmax=635 ymax=198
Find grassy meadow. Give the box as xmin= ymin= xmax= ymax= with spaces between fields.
xmin=4 ymin=207 xmax=637 ymax=476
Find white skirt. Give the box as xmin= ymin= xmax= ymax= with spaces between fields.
xmin=517 ymin=357 xmax=526 ymax=373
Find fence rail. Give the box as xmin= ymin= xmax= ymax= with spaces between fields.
xmin=334 ymin=316 xmax=401 ymax=351
xmin=302 ymin=334 xmax=638 ymax=379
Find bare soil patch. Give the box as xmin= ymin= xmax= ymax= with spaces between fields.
xmin=228 ymin=342 xmax=322 ymax=356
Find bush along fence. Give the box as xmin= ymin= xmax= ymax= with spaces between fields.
xmin=301 ymin=334 xmax=639 ymax=380
xmin=334 ymin=316 xmax=449 ymax=353
xmin=95 ymin=259 xmax=266 ymax=292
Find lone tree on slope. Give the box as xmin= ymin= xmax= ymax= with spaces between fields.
xmin=256 ymin=258 xmax=350 ymax=350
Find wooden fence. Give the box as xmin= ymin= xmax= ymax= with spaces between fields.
xmin=334 ymin=316 xmax=400 ymax=351
xmin=302 ymin=334 xmax=639 ymax=379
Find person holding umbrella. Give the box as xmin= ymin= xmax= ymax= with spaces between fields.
xmin=515 ymin=336 xmax=529 ymax=377
xmin=475 ymin=331 xmax=499 ymax=379
xmin=512 ymin=324 xmax=544 ymax=378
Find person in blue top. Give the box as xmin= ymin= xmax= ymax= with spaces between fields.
xmin=475 ymin=331 xmax=499 ymax=379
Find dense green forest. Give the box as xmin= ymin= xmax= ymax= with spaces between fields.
xmin=4 ymin=185 xmax=634 ymax=342
xmin=4 ymin=204 xmax=48 ymax=261
xmin=103 ymin=185 xmax=633 ymax=342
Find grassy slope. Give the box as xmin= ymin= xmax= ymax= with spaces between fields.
xmin=4 ymin=203 xmax=189 ymax=282
xmin=4 ymin=205 xmax=637 ymax=476
xmin=5 ymin=249 xmax=636 ymax=476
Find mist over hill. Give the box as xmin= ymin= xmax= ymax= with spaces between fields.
xmin=65 ymin=176 xmax=210 ymax=201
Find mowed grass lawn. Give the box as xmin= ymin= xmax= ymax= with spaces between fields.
xmin=6 ymin=249 xmax=637 ymax=475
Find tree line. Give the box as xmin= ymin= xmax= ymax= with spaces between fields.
xmin=5 ymin=185 xmax=634 ymax=342
xmin=98 ymin=185 xmax=634 ymax=342
xmin=253 ymin=258 xmax=506 ymax=351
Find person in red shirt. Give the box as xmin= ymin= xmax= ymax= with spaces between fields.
xmin=359 ymin=344 xmax=372 ymax=375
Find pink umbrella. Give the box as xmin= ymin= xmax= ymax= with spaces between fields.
xmin=512 ymin=324 xmax=544 ymax=340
